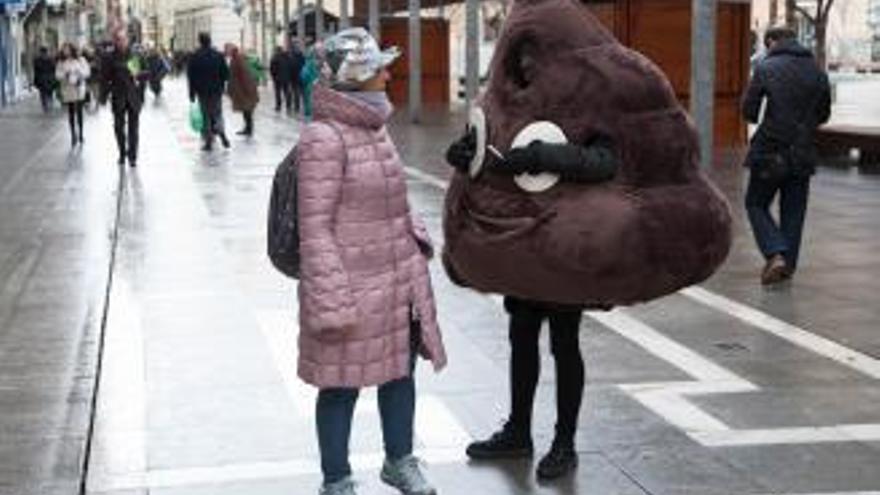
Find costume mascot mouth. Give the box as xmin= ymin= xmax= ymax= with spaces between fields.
xmin=442 ymin=0 xmax=733 ymax=306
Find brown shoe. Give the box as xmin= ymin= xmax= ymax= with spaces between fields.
xmin=761 ymin=254 xmax=789 ymax=286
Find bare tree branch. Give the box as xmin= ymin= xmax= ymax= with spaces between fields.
xmin=820 ymin=0 xmax=836 ymax=22
xmin=792 ymin=3 xmax=816 ymax=24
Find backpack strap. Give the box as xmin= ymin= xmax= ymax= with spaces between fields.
xmin=322 ymin=120 xmax=349 ymax=173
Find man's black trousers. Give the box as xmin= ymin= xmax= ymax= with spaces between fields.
xmin=112 ymin=100 xmax=140 ymax=162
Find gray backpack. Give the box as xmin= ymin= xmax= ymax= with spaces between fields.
xmin=267 ymin=123 xmax=345 ymax=278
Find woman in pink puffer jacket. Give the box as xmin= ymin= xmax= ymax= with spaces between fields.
xmin=295 ymin=28 xmax=446 ymax=495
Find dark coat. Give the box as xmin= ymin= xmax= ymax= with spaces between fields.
xmin=228 ymin=53 xmax=259 ymax=112
xmin=33 ymin=54 xmax=56 ymax=92
xmin=100 ymin=48 xmax=148 ymax=111
xmin=290 ymin=48 xmax=306 ymax=87
xmin=742 ymin=39 xmax=832 ymax=175
xmin=270 ymin=51 xmax=294 ymax=84
xmin=146 ymin=53 xmax=169 ymax=82
xmin=441 ymin=0 xmax=732 ymax=306
xmin=187 ymin=46 xmax=229 ymax=99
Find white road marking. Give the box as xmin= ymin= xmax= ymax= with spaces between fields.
xmin=597 ymin=308 xmax=880 ymax=446
xmin=90 ymin=447 xmax=465 ymax=492
xmin=682 ymin=286 xmax=880 ymax=379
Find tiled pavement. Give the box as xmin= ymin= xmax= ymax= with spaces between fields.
xmin=1 ymin=79 xmax=879 ymax=495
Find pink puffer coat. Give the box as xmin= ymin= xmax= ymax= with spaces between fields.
xmin=296 ymin=85 xmax=447 ymax=389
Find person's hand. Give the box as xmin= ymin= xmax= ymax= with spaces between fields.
xmin=503 ymin=141 xmax=541 ymax=174
xmin=445 ymin=126 xmax=477 ymax=173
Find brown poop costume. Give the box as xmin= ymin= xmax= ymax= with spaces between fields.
xmin=442 ymin=0 xmax=733 ymax=306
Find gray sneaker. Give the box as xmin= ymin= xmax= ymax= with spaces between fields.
xmin=319 ymin=477 xmax=356 ymax=495
xmin=380 ymin=455 xmax=437 ymax=495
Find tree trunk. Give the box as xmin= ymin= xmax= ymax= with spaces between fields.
xmin=814 ymin=21 xmax=827 ymax=69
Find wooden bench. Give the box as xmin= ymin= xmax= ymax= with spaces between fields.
xmin=816 ymin=124 xmax=880 ymax=171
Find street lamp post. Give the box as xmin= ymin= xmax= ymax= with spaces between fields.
xmin=261 ymin=0 xmax=267 ymax=62
xmin=368 ymin=0 xmax=379 ymax=42
xmin=408 ymin=0 xmax=420 ymax=122
xmin=465 ymin=0 xmax=479 ymax=111
xmin=340 ymin=0 xmax=349 ymax=30
xmin=296 ymin=0 xmax=304 ymax=44
xmin=283 ymin=0 xmax=289 ymax=45
xmin=690 ymin=0 xmax=717 ymax=168
xmin=271 ymin=0 xmax=276 ymax=51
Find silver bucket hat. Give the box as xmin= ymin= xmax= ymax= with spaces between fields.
xmin=323 ymin=27 xmax=401 ymax=89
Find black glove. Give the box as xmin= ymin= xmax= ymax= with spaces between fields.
xmin=503 ymin=142 xmax=541 ymax=174
xmin=499 ymin=138 xmax=619 ymax=183
xmin=445 ymin=127 xmax=477 ymax=173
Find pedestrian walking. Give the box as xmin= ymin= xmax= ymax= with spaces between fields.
xmin=146 ymin=45 xmax=170 ymax=98
xmin=445 ymin=130 xmax=619 ymax=481
xmin=269 ymin=45 xmax=293 ymax=112
xmin=742 ymin=26 xmax=832 ymax=286
xmin=290 ymin=40 xmax=306 ymax=114
xmin=295 ymin=28 xmax=446 ymax=495
xmin=226 ymin=44 xmax=259 ymax=137
xmin=55 ymin=43 xmax=90 ymax=146
xmin=82 ymin=46 xmax=102 ymax=112
xmin=188 ymin=32 xmax=231 ymax=151
xmin=300 ymin=41 xmax=320 ymax=122
xmin=33 ymin=47 xmax=56 ymax=113
xmin=100 ymin=31 xmax=149 ymax=167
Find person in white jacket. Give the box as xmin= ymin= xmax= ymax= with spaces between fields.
xmin=56 ymin=43 xmax=90 ymax=146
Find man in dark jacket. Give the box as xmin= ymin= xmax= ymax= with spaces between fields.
xmin=742 ymin=26 xmax=832 ymax=286
xmin=187 ymin=32 xmax=230 ymax=151
xmin=100 ymin=32 xmax=150 ymax=167
xmin=289 ymin=40 xmax=306 ymax=114
xmin=269 ymin=46 xmax=293 ymax=112
xmin=33 ymin=47 xmax=56 ymax=112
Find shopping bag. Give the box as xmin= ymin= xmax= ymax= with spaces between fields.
xmin=189 ymin=103 xmax=204 ymax=134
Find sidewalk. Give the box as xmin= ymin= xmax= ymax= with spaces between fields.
xmin=2 ymin=80 xmax=880 ymax=495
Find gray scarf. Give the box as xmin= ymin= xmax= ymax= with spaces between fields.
xmin=348 ymin=91 xmax=394 ymax=120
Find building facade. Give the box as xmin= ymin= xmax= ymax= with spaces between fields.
xmin=174 ymin=0 xmax=244 ymax=52
xmin=1 ymin=0 xmax=31 ymax=106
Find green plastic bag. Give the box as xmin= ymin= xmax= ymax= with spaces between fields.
xmin=189 ymin=103 xmax=204 ymax=134
xmin=127 ymin=56 xmax=142 ymax=77
xmin=246 ymin=55 xmax=266 ymax=83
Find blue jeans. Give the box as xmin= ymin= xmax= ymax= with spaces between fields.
xmin=316 ymin=362 xmax=416 ymax=484
xmin=745 ymin=172 xmax=811 ymax=271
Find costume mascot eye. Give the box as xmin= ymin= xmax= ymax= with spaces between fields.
xmin=442 ymin=0 xmax=733 ymax=306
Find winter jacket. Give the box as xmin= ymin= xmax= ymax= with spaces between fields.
xmin=187 ymin=46 xmax=229 ymax=99
xmin=100 ymin=48 xmax=148 ymax=110
xmin=742 ymin=39 xmax=832 ymax=175
xmin=270 ymin=51 xmax=294 ymax=84
xmin=296 ymin=84 xmax=447 ymax=389
xmin=146 ymin=53 xmax=169 ymax=82
xmin=33 ymin=55 xmax=56 ymax=92
xmin=290 ymin=47 xmax=306 ymax=87
xmin=228 ymin=53 xmax=259 ymax=112
xmin=56 ymin=57 xmax=90 ymax=103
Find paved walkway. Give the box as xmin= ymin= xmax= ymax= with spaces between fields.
xmin=1 ymin=79 xmax=879 ymax=495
